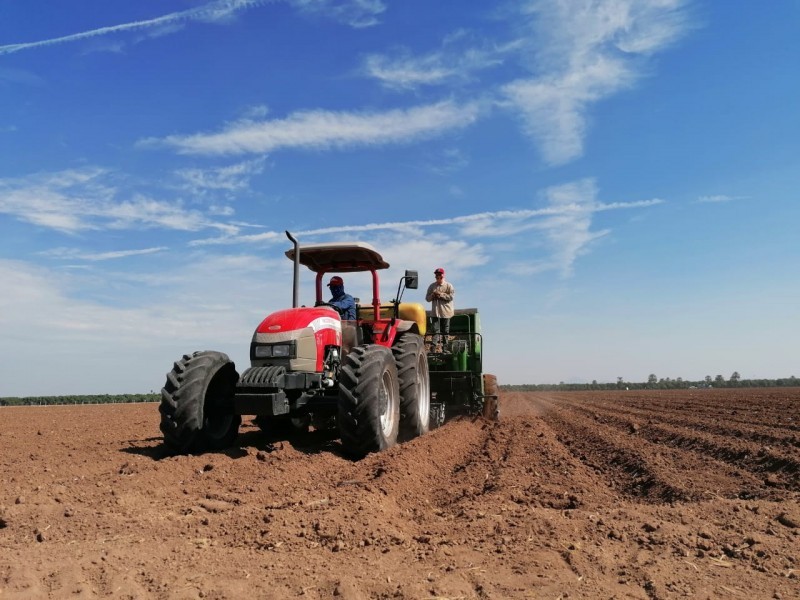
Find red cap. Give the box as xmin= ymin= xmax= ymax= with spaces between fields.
xmin=327 ymin=276 xmax=344 ymax=286
xmin=434 ymin=268 xmax=445 ymax=275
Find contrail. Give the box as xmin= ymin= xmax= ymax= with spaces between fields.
xmin=0 ymin=0 xmax=269 ymax=56
xmin=189 ymin=199 xmax=664 ymax=246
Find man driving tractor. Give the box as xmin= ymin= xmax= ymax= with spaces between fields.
xmin=326 ymin=275 xmax=356 ymax=320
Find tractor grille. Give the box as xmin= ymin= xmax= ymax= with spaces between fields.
xmin=237 ymin=366 xmax=323 ymax=392
xmin=238 ymin=366 xmax=286 ymax=388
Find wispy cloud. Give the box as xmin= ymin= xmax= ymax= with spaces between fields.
xmin=291 ymin=0 xmax=386 ymax=28
xmin=697 ymin=194 xmax=746 ymax=203
xmin=0 ymin=0 xmax=271 ymax=56
xmin=0 ymin=255 xmax=292 ymax=394
xmin=189 ymin=177 xmax=663 ymax=283
xmin=362 ymin=33 xmax=514 ymax=90
xmin=502 ymin=0 xmax=692 ymax=166
xmin=533 ymin=179 xmax=610 ymax=277
xmin=143 ymin=101 xmax=482 ymax=156
xmin=0 ymin=168 xmax=233 ymax=234
xmin=175 ymin=157 xmax=267 ymax=194
xmin=39 ymin=247 xmax=169 ymax=262
xmin=423 ymin=148 xmax=470 ymax=175
xmin=0 ymin=0 xmax=384 ymax=57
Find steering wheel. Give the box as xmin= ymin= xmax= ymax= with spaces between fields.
xmin=315 ymin=301 xmax=344 ymax=317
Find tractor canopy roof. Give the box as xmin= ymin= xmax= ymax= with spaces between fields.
xmin=285 ymin=242 xmax=390 ymax=273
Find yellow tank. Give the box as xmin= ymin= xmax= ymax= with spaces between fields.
xmin=397 ymin=302 xmax=427 ymax=336
xmin=358 ymin=302 xmax=427 ymax=336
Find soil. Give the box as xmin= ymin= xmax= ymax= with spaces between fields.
xmin=1 ymin=388 xmax=798 ymax=599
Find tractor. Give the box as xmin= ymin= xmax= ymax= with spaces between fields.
xmin=159 ymin=231 xmax=497 ymax=457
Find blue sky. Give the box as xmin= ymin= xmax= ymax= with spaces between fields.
xmin=1 ymin=0 xmax=798 ymax=396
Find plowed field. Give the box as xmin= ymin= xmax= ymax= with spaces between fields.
xmin=1 ymin=389 xmax=798 ymax=599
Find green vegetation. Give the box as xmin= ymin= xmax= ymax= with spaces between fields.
xmin=503 ymin=373 xmax=799 ymax=392
xmin=0 ymin=394 xmax=159 ymax=406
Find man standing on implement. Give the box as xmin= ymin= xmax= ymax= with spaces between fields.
xmin=426 ymin=267 xmax=455 ymax=350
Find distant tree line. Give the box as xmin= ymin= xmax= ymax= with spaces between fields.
xmin=0 ymin=394 xmax=160 ymax=407
xmin=4 ymin=371 xmax=799 ymax=403
xmin=501 ymin=373 xmax=800 ymax=392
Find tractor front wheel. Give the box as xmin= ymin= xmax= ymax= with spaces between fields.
xmin=159 ymin=351 xmax=241 ymax=454
xmin=338 ymin=345 xmax=400 ymax=457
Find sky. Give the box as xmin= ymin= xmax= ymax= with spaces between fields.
xmin=1 ymin=0 xmax=798 ymax=396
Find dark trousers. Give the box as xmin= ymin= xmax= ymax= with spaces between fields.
xmin=431 ymin=317 xmax=450 ymax=345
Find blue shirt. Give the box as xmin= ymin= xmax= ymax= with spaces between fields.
xmin=328 ymin=286 xmax=356 ymax=320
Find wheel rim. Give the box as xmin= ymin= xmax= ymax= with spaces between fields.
xmin=379 ymin=368 xmax=398 ymax=437
xmin=417 ymin=352 xmax=430 ymax=427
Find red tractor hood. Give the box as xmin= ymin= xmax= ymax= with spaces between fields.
xmin=255 ymin=307 xmax=342 ymax=338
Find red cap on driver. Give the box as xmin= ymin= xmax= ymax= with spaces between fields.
xmin=327 ymin=276 xmax=344 ymax=286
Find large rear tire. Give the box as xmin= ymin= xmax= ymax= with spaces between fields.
xmin=159 ymin=351 xmax=241 ymax=454
xmin=482 ymin=373 xmax=500 ymax=421
xmin=393 ymin=334 xmax=431 ymax=441
xmin=338 ymin=345 xmax=400 ymax=458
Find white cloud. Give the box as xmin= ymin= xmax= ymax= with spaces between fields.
xmin=0 ymin=0 xmax=383 ymax=57
xmin=0 ymin=175 xmax=665 ymax=395
xmin=535 ymin=179 xmax=610 ymax=277
xmin=362 ymin=43 xmax=506 ymax=91
xmin=0 ymin=0 xmax=271 ymax=56
xmin=378 ymin=236 xmax=488 ymax=276
xmin=39 ymin=247 xmax=169 ymax=262
xmin=0 ymin=255 xmax=289 ymax=395
xmin=190 ymin=192 xmax=661 ymax=246
xmin=697 ymin=194 xmax=745 ymax=203
xmin=424 ymin=148 xmax=470 ymax=175
xmin=0 ymin=168 xmax=231 ymax=234
xmin=503 ymin=0 xmax=691 ymax=165
xmin=175 ymin=157 xmax=267 ymax=194
xmin=144 ymin=101 xmax=482 ymax=156
xmin=363 ymin=52 xmax=456 ymax=90
xmin=188 ymin=178 xmax=662 ymax=282
xmin=290 ymin=0 xmax=386 ymax=28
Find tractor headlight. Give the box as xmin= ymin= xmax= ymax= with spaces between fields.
xmin=271 ymin=344 xmax=292 ymax=357
xmin=254 ymin=345 xmax=272 ymax=358
xmin=254 ymin=342 xmax=295 ymax=358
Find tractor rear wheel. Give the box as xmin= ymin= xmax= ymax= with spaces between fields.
xmin=392 ymin=334 xmax=430 ymax=441
xmin=338 ymin=345 xmax=400 ymax=457
xmin=482 ymin=373 xmax=500 ymax=421
xmin=159 ymin=351 xmax=241 ymax=454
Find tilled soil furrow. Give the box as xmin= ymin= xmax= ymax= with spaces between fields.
xmin=573 ymin=397 xmax=800 ymax=448
xmin=440 ymin=413 xmax=616 ymax=511
xmin=584 ymin=393 xmax=800 ymax=431
xmin=552 ymin=400 xmax=798 ymax=497
xmin=621 ymin=403 xmax=800 ymax=433
xmin=531 ymin=394 xmax=768 ymax=503
xmin=633 ymin=424 xmax=800 ymax=491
